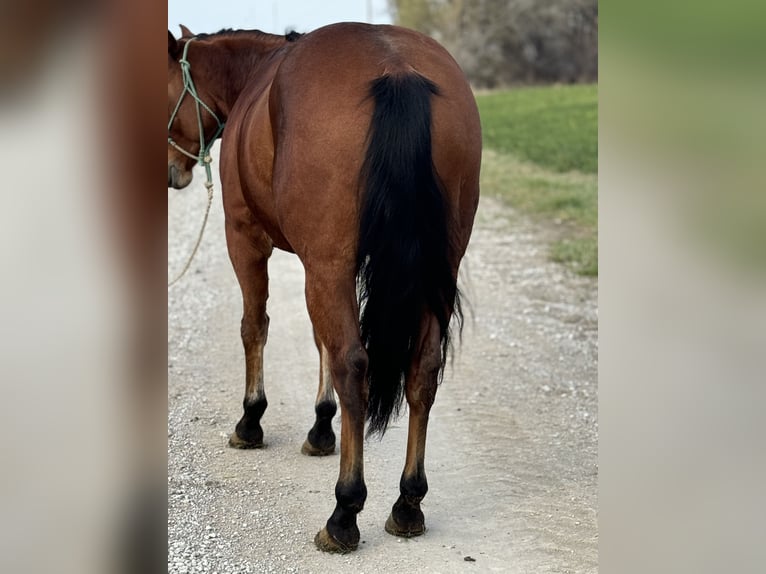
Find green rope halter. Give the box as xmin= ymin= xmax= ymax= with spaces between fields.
xmin=167 ymin=37 xmax=225 ymax=287
xmin=167 ymin=38 xmax=225 ymax=190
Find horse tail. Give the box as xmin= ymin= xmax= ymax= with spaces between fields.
xmin=357 ymin=73 xmax=462 ymax=437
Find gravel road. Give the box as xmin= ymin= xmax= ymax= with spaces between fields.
xmin=168 ymin=153 xmax=598 ymax=573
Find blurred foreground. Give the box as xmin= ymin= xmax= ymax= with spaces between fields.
xmin=600 ymin=3 xmax=766 ymax=574
xmin=1 ymin=2 xmax=165 ymax=573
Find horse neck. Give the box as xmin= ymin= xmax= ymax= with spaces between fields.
xmin=192 ymin=35 xmax=288 ymax=119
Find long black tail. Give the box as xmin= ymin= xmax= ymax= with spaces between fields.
xmin=357 ymin=73 xmax=462 ymax=437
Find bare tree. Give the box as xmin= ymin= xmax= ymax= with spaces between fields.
xmin=389 ymin=0 xmax=598 ymax=87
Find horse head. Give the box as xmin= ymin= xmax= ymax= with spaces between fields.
xmin=167 ymin=30 xmax=224 ymax=189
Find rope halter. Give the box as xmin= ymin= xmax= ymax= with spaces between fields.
xmin=168 ymin=37 xmax=224 ymax=287
xmin=167 ymin=38 xmax=225 ymax=191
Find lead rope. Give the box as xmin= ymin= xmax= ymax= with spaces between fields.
xmin=168 ymin=178 xmax=214 ymax=287
xmin=168 ymin=38 xmax=225 ymax=288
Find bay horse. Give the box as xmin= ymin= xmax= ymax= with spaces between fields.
xmin=167 ymin=23 xmax=481 ymax=553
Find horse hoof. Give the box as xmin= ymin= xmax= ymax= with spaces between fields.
xmin=301 ymin=439 xmax=335 ymax=456
xmin=228 ymin=432 xmax=264 ymax=450
xmin=314 ymin=527 xmax=357 ymax=554
xmin=384 ymin=513 xmax=426 ymax=538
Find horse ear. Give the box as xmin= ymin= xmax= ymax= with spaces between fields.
xmin=168 ymin=30 xmax=179 ymax=59
xmin=179 ymin=24 xmax=194 ymax=38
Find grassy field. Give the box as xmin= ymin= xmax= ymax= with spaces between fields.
xmin=475 ymin=84 xmax=598 ymax=275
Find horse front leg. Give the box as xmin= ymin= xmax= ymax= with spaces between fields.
xmin=225 ymin=222 xmax=273 ymax=449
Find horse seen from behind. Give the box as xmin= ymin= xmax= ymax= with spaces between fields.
xmin=167 ymin=22 xmax=481 ymax=553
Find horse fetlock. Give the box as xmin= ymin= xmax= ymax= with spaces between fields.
xmin=314 ymin=400 xmax=337 ymax=420
xmin=229 ymin=397 xmax=267 ymax=448
xmin=335 ymin=479 xmax=367 ymax=514
xmin=400 ymin=473 xmax=428 ymax=500
xmin=243 ymin=394 xmax=267 ymax=414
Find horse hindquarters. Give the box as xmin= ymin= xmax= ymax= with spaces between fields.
xmin=299 ymin=71 xmax=464 ymax=553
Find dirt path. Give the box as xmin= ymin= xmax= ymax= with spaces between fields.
xmin=168 ymin=158 xmax=598 ymax=574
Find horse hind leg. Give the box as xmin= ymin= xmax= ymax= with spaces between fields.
xmin=302 ymin=332 xmax=338 ymax=456
xmin=385 ymin=314 xmax=442 ymax=537
xmin=304 ymin=271 xmax=368 ymax=553
xmin=226 ymin=223 xmax=273 ymax=449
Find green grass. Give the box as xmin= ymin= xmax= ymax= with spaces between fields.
xmin=551 ymin=238 xmax=598 ymax=277
xmin=476 ymin=85 xmax=598 ymax=275
xmin=476 ymin=85 xmax=597 ymax=174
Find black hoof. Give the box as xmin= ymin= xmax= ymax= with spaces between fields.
xmin=301 ymin=438 xmax=335 ymax=456
xmin=228 ymin=430 xmax=264 ymax=449
xmin=384 ymin=512 xmax=426 ymax=538
xmin=314 ymin=527 xmax=358 ymax=553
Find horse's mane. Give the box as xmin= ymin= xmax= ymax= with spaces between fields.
xmin=194 ymin=28 xmax=303 ymax=43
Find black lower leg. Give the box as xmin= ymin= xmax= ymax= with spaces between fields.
xmin=230 ymin=397 xmax=267 ymax=448
xmin=387 ymin=472 xmax=428 ymax=536
xmin=306 ymin=401 xmax=336 ymax=454
xmin=325 ymin=479 xmax=366 ymax=549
